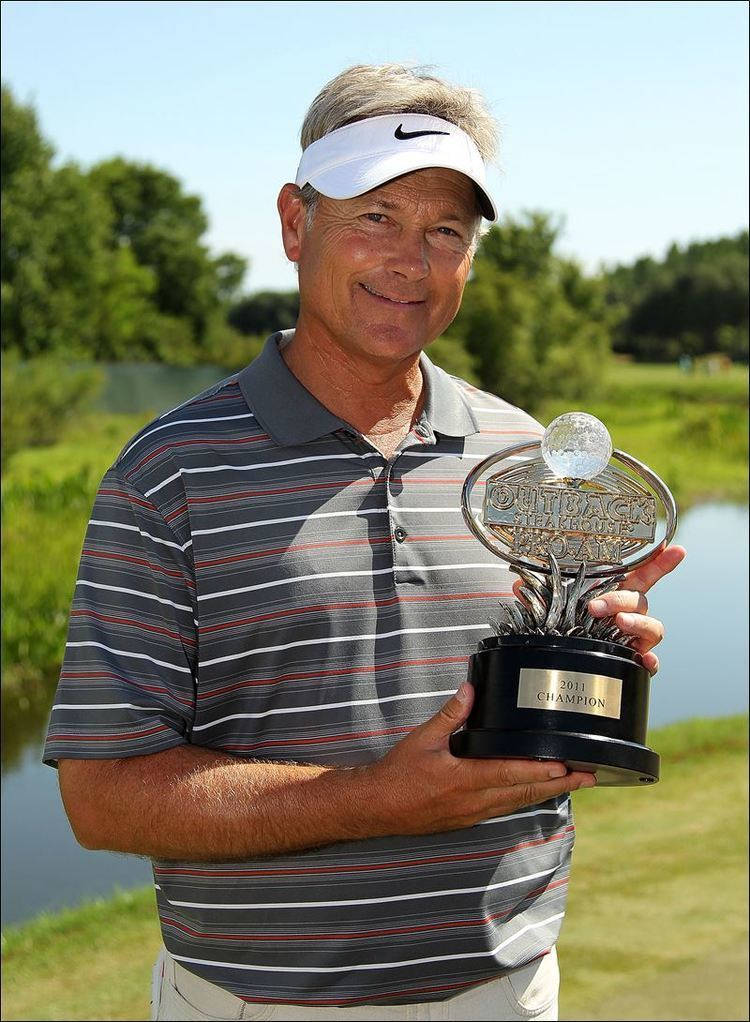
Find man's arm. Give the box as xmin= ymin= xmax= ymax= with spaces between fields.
xmin=58 ymin=683 xmax=595 ymax=860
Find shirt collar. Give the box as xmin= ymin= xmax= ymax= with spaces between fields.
xmin=238 ymin=330 xmax=479 ymax=447
xmin=420 ymin=347 xmax=480 ymax=439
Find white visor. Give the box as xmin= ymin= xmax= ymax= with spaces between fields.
xmin=294 ymin=113 xmax=497 ymax=221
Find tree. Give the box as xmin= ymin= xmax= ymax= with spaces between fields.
xmin=2 ymin=85 xmax=249 ymax=363
xmin=448 ymin=212 xmax=615 ymax=412
xmin=1 ymin=84 xmax=53 ymax=184
xmin=88 ymin=158 xmax=247 ymax=344
xmin=1 ymin=88 xmax=127 ymax=358
xmin=228 ymin=290 xmax=300 ymax=336
xmin=603 ymin=232 xmax=749 ymax=362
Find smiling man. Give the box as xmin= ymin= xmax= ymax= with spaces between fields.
xmin=44 ymin=64 xmax=683 ymax=1021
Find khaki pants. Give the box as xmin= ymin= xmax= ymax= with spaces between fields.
xmin=150 ymin=947 xmax=559 ymax=1021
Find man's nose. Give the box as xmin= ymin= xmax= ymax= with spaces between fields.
xmin=384 ymin=231 xmax=430 ymax=281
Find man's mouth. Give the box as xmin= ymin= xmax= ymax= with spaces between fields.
xmin=359 ymin=283 xmax=425 ymax=305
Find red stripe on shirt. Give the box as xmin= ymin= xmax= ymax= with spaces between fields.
xmin=157 ymin=881 xmax=569 ymax=943
xmin=199 ymin=591 xmax=511 ymax=634
xmin=198 ymin=655 xmax=470 ymax=700
xmin=223 ymin=725 xmax=415 ymax=752
xmin=59 ymin=671 xmax=193 ymax=707
xmin=71 ymin=609 xmax=195 ymax=645
xmin=98 ymin=489 xmax=157 ymax=510
xmin=128 ymin=432 xmax=270 ymax=474
xmin=51 ymin=725 xmax=171 ymax=741
xmin=81 ymin=548 xmax=195 ymax=587
xmin=195 ymin=536 xmax=393 ymax=569
xmin=154 ymin=828 xmax=574 ymax=879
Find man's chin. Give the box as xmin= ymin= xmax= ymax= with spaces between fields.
xmin=349 ymin=326 xmax=432 ymax=364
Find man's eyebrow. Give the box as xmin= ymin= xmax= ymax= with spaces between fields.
xmin=366 ymin=199 xmax=399 ymax=210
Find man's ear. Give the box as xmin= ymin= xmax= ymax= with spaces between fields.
xmin=277 ymin=184 xmax=307 ymax=263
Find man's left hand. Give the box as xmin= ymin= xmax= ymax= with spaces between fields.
xmin=585 ymin=543 xmax=686 ymax=675
xmin=511 ymin=544 xmax=686 ymax=677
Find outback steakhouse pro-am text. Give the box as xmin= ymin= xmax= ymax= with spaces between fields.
xmin=485 ymin=481 xmax=657 ymax=565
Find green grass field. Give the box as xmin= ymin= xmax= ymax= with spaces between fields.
xmin=537 ymin=361 xmax=748 ymax=508
xmin=2 ymin=716 xmax=747 ymax=1022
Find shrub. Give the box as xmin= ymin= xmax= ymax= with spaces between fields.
xmin=1 ymin=355 xmax=103 ymax=465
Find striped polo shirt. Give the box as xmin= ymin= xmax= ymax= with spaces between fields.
xmin=44 ymin=330 xmax=574 ymax=1007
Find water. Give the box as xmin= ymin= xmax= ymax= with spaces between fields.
xmin=1 ymin=748 xmax=152 ymax=925
xmin=91 ymin=362 xmax=230 ymax=414
xmin=2 ymin=503 xmax=747 ymax=927
xmin=647 ymin=502 xmax=748 ymax=727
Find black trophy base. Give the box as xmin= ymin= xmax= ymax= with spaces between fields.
xmin=449 ymin=634 xmax=659 ymax=787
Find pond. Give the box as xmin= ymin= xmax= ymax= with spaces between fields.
xmin=2 ymin=502 xmax=747 ymax=927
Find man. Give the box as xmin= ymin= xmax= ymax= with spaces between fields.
xmin=44 ymin=64 xmax=684 ymax=1021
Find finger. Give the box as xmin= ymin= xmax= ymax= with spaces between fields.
xmin=498 ymin=771 xmax=597 ymax=811
xmin=641 ymin=650 xmax=660 ymax=676
xmin=467 ymin=756 xmax=571 ymax=787
xmin=615 ymin=612 xmax=665 ymax=652
xmin=417 ymin=683 xmax=474 ymax=744
xmin=588 ymin=590 xmax=649 ymax=617
xmin=620 ymin=544 xmax=686 ymax=594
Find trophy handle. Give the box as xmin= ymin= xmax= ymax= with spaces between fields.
xmin=461 ymin=441 xmax=678 ymax=579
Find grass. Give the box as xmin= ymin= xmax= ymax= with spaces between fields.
xmin=537 ymin=361 xmax=748 ymax=508
xmin=558 ymin=714 xmax=749 ymax=1021
xmin=2 ymin=715 xmax=747 ymax=1022
xmin=1 ymin=414 xmax=149 ymax=709
xmin=1 ymin=888 xmax=162 ymax=1022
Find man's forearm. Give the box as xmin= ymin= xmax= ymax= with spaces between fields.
xmin=59 ymin=744 xmax=385 ymax=860
xmin=59 ymin=686 xmax=593 ymax=861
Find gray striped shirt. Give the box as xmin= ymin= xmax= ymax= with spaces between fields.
xmin=44 ymin=331 xmax=574 ymax=1007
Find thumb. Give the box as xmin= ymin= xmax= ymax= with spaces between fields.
xmin=417 ymin=682 xmax=474 ymax=745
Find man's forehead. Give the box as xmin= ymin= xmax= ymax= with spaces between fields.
xmin=351 ymin=169 xmax=480 ymax=218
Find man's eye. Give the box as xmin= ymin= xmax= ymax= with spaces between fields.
xmin=363 ymin=213 xmax=386 ymax=223
xmin=437 ymin=226 xmax=460 ymax=237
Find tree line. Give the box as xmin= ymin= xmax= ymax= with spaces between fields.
xmin=2 ymin=85 xmax=747 ymax=413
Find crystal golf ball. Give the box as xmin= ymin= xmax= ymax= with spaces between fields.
xmin=541 ymin=412 xmax=613 ymax=480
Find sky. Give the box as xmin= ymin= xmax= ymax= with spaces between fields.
xmin=2 ymin=1 xmax=748 ymax=293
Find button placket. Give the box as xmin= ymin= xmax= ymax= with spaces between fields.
xmin=387 ymin=456 xmax=413 ymax=580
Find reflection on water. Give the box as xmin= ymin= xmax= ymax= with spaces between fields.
xmin=2 ymin=684 xmax=52 ymax=774
xmin=1 ymin=503 xmax=747 ymax=926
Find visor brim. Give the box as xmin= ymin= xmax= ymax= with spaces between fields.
xmin=305 ymin=151 xmax=497 ymax=222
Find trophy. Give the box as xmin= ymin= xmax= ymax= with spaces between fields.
xmin=450 ymin=412 xmax=677 ymax=786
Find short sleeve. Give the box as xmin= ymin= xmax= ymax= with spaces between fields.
xmin=43 ymin=466 xmax=197 ymax=767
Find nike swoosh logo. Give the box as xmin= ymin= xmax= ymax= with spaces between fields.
xmin=394 ymin=124 xmax=450 ymax=140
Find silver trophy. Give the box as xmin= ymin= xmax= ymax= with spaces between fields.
xmin=450 ymin=412 xmax=678 ymax=786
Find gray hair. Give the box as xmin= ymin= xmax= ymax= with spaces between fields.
xmin=296 ymin=64 xmax=500 ymax=251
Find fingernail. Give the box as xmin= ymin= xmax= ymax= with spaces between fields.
xmin=547 ymin=764 xmax=567 ymax=778
xmin=579 ymin=775 xmax=597 ymax=788
xmin=589 ymin=599 xmax=606 ymax=614
xmin=457 ymin=682 xmax=469 ymax=702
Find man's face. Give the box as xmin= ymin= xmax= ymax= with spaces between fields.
xmin=292 ymin=167 xmax=480 ymax=365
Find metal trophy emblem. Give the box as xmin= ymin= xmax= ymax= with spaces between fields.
xmin=450 ymin=412 xmax=678 ymax=786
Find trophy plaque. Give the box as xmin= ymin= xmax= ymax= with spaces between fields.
xmin=449 ymin=412 xmax=677 ymax=786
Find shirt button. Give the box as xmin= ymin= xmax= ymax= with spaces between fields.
xmin=415 ymin=424 xmax=430 ymax=438
xmin=394 ymin=527 xmax=407 ymax=543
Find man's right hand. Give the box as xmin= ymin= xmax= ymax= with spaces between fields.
xmin=367 ymin=682 xmax=596 ymax=836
